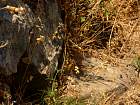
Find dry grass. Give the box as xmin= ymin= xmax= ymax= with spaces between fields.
xmin=1 ymin=0 xmax=139 ymax=104
xmin=58 ymin=0 xmax=140 ymax=72
xmin=58 ymin=0 xmax=140 ymax=104
xmin=59 ymin=0 xmax=115 ymax=75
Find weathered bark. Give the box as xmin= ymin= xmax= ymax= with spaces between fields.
xmin=0 ymin=0 xmax=64 ymax=104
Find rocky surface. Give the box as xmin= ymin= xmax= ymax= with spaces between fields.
xmin=64 ymin=57 xmax=140 ymax=104
xmin=0 ymin=0 xmax=64 ymax=77
xmin=0 ymin=0 xmax=64 ymax=104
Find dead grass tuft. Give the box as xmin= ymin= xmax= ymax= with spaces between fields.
xmin=59 ymin=0 xmax=140 ymax=72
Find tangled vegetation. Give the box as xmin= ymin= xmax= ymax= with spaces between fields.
xmin=54 ymin=0 xmax=140 ymax=104
xmin=60 ymin=0 xmax=140 ymax=74
xmin=38 ymin=0 xmax=140 ymax=104
xmin=0 ymin=0 xmax=139 ymax=104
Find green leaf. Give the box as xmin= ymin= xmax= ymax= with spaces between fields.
xmin=80 ymin=17 xmax=86 ymax=22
